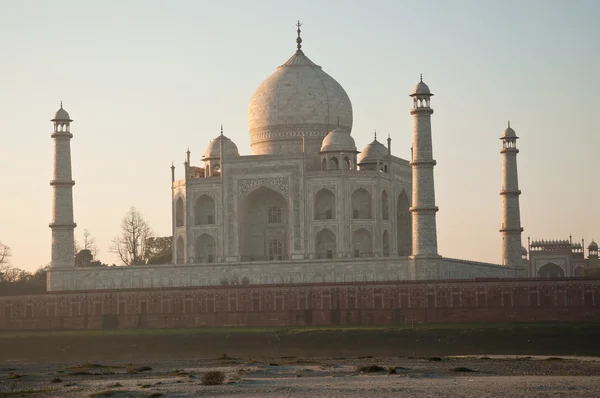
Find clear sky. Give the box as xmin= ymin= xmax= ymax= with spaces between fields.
xmin=1 ymin=0 xmax=598 ymax=272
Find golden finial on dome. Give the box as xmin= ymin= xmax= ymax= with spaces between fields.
xmin=296 ymin=21 xmax=303 ymax=51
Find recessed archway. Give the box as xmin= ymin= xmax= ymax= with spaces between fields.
xmin=351 ymin=188 xmax=372 ymax=219
xmin=176 ymin=236 xmax=184 ymax=264
xmin=352 ymin=228 xmax=372 ymax=258
xmin=537 ymin=262 xmax=565 ymax=278
xmin=382 ymin=190 xmax=389 ymax=220
xmin=314 ymin=188 xmax=335 ymax=220
xmin=382 ymin=230 xmax=390 ymax=257
xmin=194 ymin=195 xmax=215 ymax=225
xmin=194 ymin=233 xmax=215 ymax=263
xmin=239 ymin=186 xmax=287 ymax=261
xmin=175 ymin=197 xmax=184 ymax=227
xmin=315 ymin=228 xmax=336 ymax=259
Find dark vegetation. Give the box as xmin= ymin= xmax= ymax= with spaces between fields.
xmin=356 ymin=365 xmax=385 ymax=373
xmin=1 ymin=323 xmax=600 ymax=362
xmin=201 ymin=370 xmax=226 ymax=385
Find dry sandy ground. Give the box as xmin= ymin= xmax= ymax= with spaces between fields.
xmin=1 ymin=356 xmax=600 ymax=397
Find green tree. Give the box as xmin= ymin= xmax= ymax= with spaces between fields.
xmin=145 ymin=236 xmax=172 ymax=264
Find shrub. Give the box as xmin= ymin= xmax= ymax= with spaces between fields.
xmin=452 ymin=367 xmax=475 ymax=372
xmin=126 ymin=365 xmax=152 ymax=374
xmin=201 ymin=371 xmax=226 ymax=386
xmin=355 ymin=365 xmax=385 ymax=373
xmin=387 ymin=367 xmax=396 ymax=374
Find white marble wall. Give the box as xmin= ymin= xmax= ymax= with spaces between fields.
xmin=47 ymin=256 xmax=518 ymax=291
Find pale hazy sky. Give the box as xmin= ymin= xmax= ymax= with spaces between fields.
xmin=1 ymin=0 xmax=598 ymax=272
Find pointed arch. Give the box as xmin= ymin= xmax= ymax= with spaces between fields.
xmin=175 ymin=197 xmax=184 ymax=227
xmin=352 ymin=228 xmax=372 ymax=258
xmin=194 ymin=195 xmax=215 ymax=225
xmin=321 ymin=157 xmax=327 ymax=171
xmin=397 ymin=191 xmax=411 ymax=256
xmin=314 ymin=188 xmax=335 ymax=220
xmin=382 ymin=229 xmax=390 ymax=256
xmin=239 ymin=186 xmax=287 ymax=261
xmin=315 ymin=228 xmax=336 ymax=259
xmin=330 ymin=156 xmax=339 ymax=170
xmin=382 ymin=190 xmax=389 ymax=220
xmin=194 ymin=233 xmax=215 ymax=263
xmin=351 ymin=188 xmax=372 ymax=219
xmin=537 ymin=262 xmax=565 ymax=278
xmin=343 ymin=156 xmax=351 ymax=170
xmin=176 ymin=236 xmax=184 ymax=264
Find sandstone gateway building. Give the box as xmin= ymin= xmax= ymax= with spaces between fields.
xmin=46 ymin=24 xmax=596 ymax=292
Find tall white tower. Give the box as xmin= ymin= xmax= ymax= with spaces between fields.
xmin=49 ymin=103 xmax=76 ymax=269
xmin=409 ymin=76 xmax=439 ymax=257
xmin=500 ymin=122 xmax=523 ymax=267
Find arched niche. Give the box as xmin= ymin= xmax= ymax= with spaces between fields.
xmin=351 ymin=188 xmax=372 ymax=219
xmin=315 ymin=228 xmax=336 ymax=259
xmin=397 ymin=191 xmax=411 ymax=256
xmin=176 ymin=236 xmax=185 ymax=264
xmin=352 ymin=228 xmax=372 ymax=258
xmin=329 ymin=157 xmax=339 ymax=170
xmin=194 ymin=195 xmax=215 ymax=225
xmin=382 ymin=190 xmax=389 ymax=220
xmin=382 ymin=230 xmax=390 ymax=256
xmin=194 ymin=233 xmax=215 ymax=263
xmin=175 ymin=197 xmax=184 ymax=227
xmin=537 ymin=262 xmax=565 ymax=278
xmin=239 ymin=186 xmax=287 ymax=261
xmin=314 ymin=188 xmax=335 ymax=220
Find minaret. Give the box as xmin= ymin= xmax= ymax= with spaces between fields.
xmin=409 ymin=75 xmax=439 ymax=257
xmin=500 ymin=122 xmax=523 ymax=267
xmin=49 ymin=103 xmax=76 ymax=269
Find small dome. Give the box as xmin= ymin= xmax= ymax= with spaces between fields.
xmin=320 ymin=127 xmax=356 ymax=152
xmin=204 ymin=133 xmax=239 ymax=159
xmin=52 ymin=105 xmax=71 ymax=121
xmin=411 ymin=75 xmax=431 ymax=96
xmin=589 ymin=240 xmax=598 ymax=249
xmin=501 ymin=126 xmax=517 ymax=139
xmin=521 ymin=246 xmax=528 ymax=255
xmin=358 ymin=138 xmax=387 ymax=164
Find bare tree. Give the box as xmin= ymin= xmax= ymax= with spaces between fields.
xmin=0 ymin=241 xmax=11 ymax=265
xmin=109 ymin=207 xmax=154 ymax=265
xmin=82 ymin=229 xmax=99 ymax=257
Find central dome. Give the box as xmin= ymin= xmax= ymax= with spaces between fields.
xmin=248 ymin=28 xmax=353 ymax=156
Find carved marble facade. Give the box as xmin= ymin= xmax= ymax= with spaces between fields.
xmin=172 ymin=155 xmax=414 ymax=264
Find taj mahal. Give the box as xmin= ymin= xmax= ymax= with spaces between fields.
xmin=45 ymin=24 xmax=596 ymax=292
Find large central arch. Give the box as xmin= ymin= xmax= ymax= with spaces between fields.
xmin=239 ymin=186 xmax=288 ymax=261
xmin=537 ymin=262 xmax=565 ymax=278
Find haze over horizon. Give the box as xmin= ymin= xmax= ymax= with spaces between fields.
xmin=1 ymin=0 xmax=598 ymax=272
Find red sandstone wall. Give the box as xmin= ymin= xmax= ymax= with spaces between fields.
xmin=0 ymin=278 xmax=599 ymax=330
